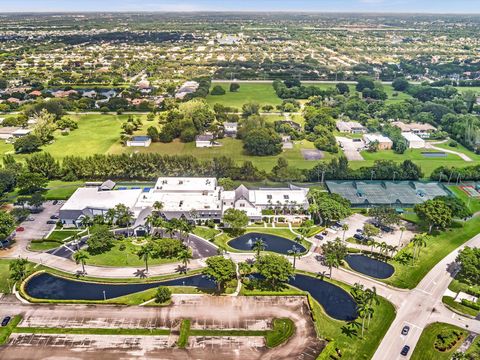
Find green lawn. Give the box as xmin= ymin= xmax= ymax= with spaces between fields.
xmin=86 ymin=238 xmax=178 ymax=267
xmin=448 ymin=185 xmax=480 ymax=213
xmin=411 ymin=323 xmax=466 ymax=360
xmin=0 ymin=315 xmax=22 ymax=345
xmin=44 ymin=180 xmax=85 ymax=200
xmin=442 ymin=296 xmax=479 ymax=317
xmin=0 ymin=259 xmax=36 ymax=294
xmin=207 ymin=83 xmax=282 ymax=109
xmin=466 ymin=335 xmax=480 ymax=358
xmin=110 ymin=136 xmax=325 ymax=172
xmin=29 ymin=240 xmax=63 ymax=252
xmin=47 ymin=230 xmax=82 ymax=241
xmin=192 ymin=226 xmax=221 ymax=240
xmin=433 ymin=142 xmax=480 ymax=162
xmin=385 ymin=215 xmax=480 ymax=289
xmin=352 ymin=148 xmax=476 ymax=178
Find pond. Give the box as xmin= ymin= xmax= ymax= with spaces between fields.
xmin=345 ymin=254 xmax=395 ymax=279
xmin=25 ymin=273 xmax=216 ymax=301
xmin=228 ymin=232 xmax=306 ymax=255
xmin=289 ymin=274 xmax=357 ymax=321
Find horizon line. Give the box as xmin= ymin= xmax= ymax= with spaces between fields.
xmin=1 ymin=10 xmax=480 ymax=15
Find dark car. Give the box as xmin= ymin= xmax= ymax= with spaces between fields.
xmin=353 ymin=233 xmax=364 ymax=241
xmin=50 ymin=215 xmax=59 ymax=220
xmin=1 ymin=316 xmax=11 ymax=327
xmin=46 ymin=220 xmax=57 ymax=225
xmin=321 ymin=231 xmax=328 ymax=236
xmin=356 ymin=229 xmax=363 ymax=234
xmin=315 ymin=234 xmax=324 ymax=241
xmin=401 ymin=326 xmax=410 ymax=335
xmin=52 ymin=200 xmax=58 ymax=205
xmin=400 ymin=345 xmax=410 ymax=356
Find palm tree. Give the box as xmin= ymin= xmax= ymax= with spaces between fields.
xmin=137 ymin=243 xmax=154 ymax=273
xmin=165 ymin=222 xmax=176 ymax=238
xmin=79 ymin=216 xmax=93 ymax=235
xmin=324 ymin=252 xmax=338 ymax=278
xmin=341 ymin=224 xmax=349 ymax=241
xmin=288 ymin=245 xmax=301 ymax=269
xmin=368 ymin=239 xmax=377 ymax=255
xmin=73 ymin=250 xmax=89 ymax=274
xmin=379 ymin=241 xmax=388 ymax=258
xmin=153 ymin=201 xmax=164 ymax=213
xmin=389 ymin=245 xmax=398 ymax=258
xmin=411 ymin=233 xmax=429 ymax=264
xmin=398 ymin=226 xmax=406 ymax=247
xmin=177 ymin=248 xmax=193 ymax=270
xmin=105 ymin=208 xmax=116 ymax=226
xmin=251 ymin=239 xmax=266 ymax=257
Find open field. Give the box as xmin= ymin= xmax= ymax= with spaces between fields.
xmin=411 ymin=322 xmax=466 ymax=360
xmin=207 ymin=83 xmax=282 ymax=109
xmin=448 ymin=185 xmax=480 ymax=213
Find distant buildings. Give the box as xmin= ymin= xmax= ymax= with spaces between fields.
xmin=0 ymin=127 xmax=31 ymax=140
xmin=175 ymin=81 xmax=199 ymax=100
xmin=401 ymin=132 xmax=425 ymax=149
xmin=391 ymin=121 xmax=436 ymax=139
xmin=336 ymin=121 xmax=367 ymax=134
xmin=363 ymin=133 xmax=393 ymax=150
xmin=195 ymin=134 xmax=220 ymax=148
xmin=223 ymin=122 xmax=238 ymax=138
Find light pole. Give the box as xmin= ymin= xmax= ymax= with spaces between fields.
xmin=103 ymin=290 xmax=106 ymax=301
xmin=370 ymin=170 xmax=375 ymax=181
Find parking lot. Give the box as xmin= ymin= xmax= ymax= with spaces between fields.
xmin=1 ymin=201 xmax=63 ymax=257
xmin=336 ymin=136 xmax=365 ymax=161
xmin=318 ymin=213 xmax=416 ymax=248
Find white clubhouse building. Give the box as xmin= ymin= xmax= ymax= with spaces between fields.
xmin=59 ymin=177 xmax=310 ymax=227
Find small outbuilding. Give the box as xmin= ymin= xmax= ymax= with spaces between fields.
xmin=127 ymin=136 xmax=152 ymax=147
xmin=401 ymin=132 xmax=425 ymax=149
xmin=195 ymin=134 xmax=220 ymax=148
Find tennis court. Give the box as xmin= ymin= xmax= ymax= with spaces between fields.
xmin=326 ymin=180 xmax=449 ymax=207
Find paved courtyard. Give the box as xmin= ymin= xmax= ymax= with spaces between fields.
xmin=336 ymin=137 xmax=365 ymax=161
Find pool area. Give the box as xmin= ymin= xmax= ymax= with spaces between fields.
xmin=421 ymin=152 xmax=447 ymax=158
xmin=345 ymin=254 xmax=395 ymax=279
xmin=289 ymin=274 xmax=357 ymax=321
xmin=228 ymin=232 xmax=307 ymax=255
xmin=24 ymin=273 xmax=216 ymax=301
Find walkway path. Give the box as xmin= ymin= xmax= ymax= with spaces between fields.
xmin=425 ymin=141 xmax=473 ymax=162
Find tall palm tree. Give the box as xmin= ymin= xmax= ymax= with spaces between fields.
xmin=368 ymin=239 xmax=377 ymax=255
xmin=398 ymin=226 xmax=406 ymax=247
xmin=341 ymin=224 xmax=349 ymax=241
xmin=73 ymin=250 xmax=89 ymax=274
xmin=379 ymin=241 xmax=388 ymax=258
xmin=389 ymin=245 xmax=398 ymax=258
xmin=288 ymin=245 xmax=301 ymax=269
xmin=177 ymin=248 xmax=193 ymax=270
xmin=252 ymin=239 xmax=266 ymax=257
xmin=137 ymin=243 xmax=154 ymax=273
xmin=79 ymin=216 xmax=93 ymax=235
xmin=105 ymin=208 xmax=116 ymax=226
xmin=324 ymin=252 xmax=338 ymax=278
xmin=411 ymin=233 xmax=429 ymax=263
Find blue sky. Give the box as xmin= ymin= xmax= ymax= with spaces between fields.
xmin=1 ymin=0 xmax=480 ymax=13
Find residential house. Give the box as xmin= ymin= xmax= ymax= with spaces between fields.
xmin=391 ymin=121 xmax=436 ymax=139
xmin=363 ymin=133 xmax=393 ymax=150
xmin=336 ymin=121 xmax=367 ymax=134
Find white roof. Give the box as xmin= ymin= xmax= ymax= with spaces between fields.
xmin=154 ymin=177 xmax=217 ymax=192
xmin=364 ymin=133 xmax=393 ymax=144
xmin=61 ymin=188 xmax=142 ymax=211
xmin=250 ymin=188 xmax=309 ymax=206
xmin=12 ymin=128 xmax=31 ymax=135
xmin=401 ymin=132 xmax=425 ymax=142
xmin=136 ymin=191 xmax=222 ymax=212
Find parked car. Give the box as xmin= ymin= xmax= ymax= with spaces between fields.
xmin=0 ymin=240 xmax=10 ymax=248
xmin=321 ymin=231 xmax=328 ymax=236
xmin=52 ymin=200 xmax=58 ymax=205
xmin=46 ymin=220 xmax=57 ymax=225
xmin=400 ymin=345 xmax=410 ymax=356
xmin=16 ymin=227 xmax=24 ymax=232
xmin=401 ymin=326 xmax=410 ymax=336
xmin=315 ymin=234 xmax=324 ymax=241
xmin=26 ymin=217 xmax=34 ymax=221
xmin=356 ymin=229 xmax=363 ymax=234
xmin=353 ymin=233 xmax=365 ymax=241
xmin=1 ymin=316 xmax=11 ymax=327
xmin=50 ymin=215 xmax=59 ymax=220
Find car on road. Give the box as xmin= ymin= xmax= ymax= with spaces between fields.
xmin=50 ymin=215 xmax=59 ymax=220
xmin=315 ymin=234 xmax=324 ymax=241
xmin=46 ymin=220 xmax=57 ymax=225
xmin=52 ymin=200 xmax=58 ymax=205
xmin=1 ymin=316 xmax=11 ymax=326
xmin=400 ymin=345 xmax=410 ymax=356
xmin=16 ymin=227 xmax=24 ymax=232
xmin=401 ymin=326 xmax=410 ymax=335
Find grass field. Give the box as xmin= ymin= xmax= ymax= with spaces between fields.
xmin=111 ymin=136 xmax=327 ymax=171
xmin=442 ymin=296 xmax=479 ymax=317
xmin=448 ymin=185 xmax=480 ymax=213
xmin=86 ymin=238 xmax=178 ymax=267
xmin=353 ymin=148 xmax=475 ymax=177
xmin=207 ymin=83 xmax=282 ymax=109
xmin=432 ymin=142 xmax=480 ymax=162
xmin=44 ymin=180 xmax=86 ymax=200
xmin=385 ymin=215 xmax=480 ymax=289
xmin=411 ymin=322 xmax=465 ymax=360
